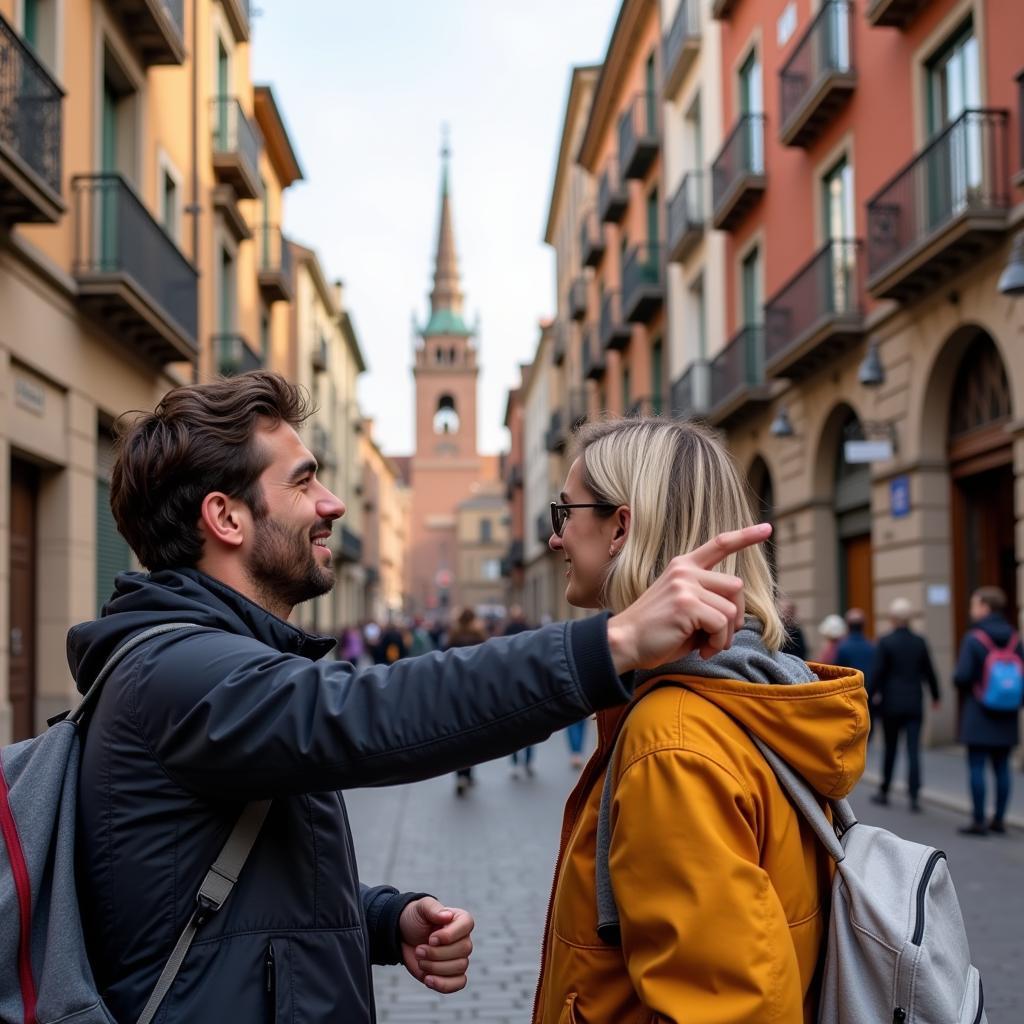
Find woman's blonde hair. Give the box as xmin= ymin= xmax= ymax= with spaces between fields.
xmin=573 ymin=417 xmax=785 ymax=650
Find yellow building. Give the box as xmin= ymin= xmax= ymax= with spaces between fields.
xmin=360 ymin=423 xmax=411 ymax=622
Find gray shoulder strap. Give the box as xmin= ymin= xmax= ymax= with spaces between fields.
xmin=135 ymin=799 xmax=273 ymax=1024
xmin=69 ymin=622 xmax=201 ymax=725
xmin=747 ymin=734 xmax=855 ymax=863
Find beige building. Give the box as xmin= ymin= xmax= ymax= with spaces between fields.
xmin=289 ymin=245 xmax=367 ymax=638
xmin=360 ymin=424 xmax=411 ymax=622
xmin=454 ymin=481 xmax=508 ymax=617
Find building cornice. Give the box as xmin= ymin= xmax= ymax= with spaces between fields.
xmin=254 ymin=85 xmax=304 ymax=188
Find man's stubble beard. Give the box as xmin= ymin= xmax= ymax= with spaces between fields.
xmin=245 ymin=515 xmax=335 ymax=615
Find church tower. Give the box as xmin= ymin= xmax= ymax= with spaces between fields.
xmin=408 ymin=137 xmax=485 ymax=614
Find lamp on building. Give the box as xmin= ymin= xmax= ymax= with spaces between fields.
xmin=858 ymin=342 xmax=885 ymax=388
xmin=997 ymin=230 xmax=1024 ymax=297
xmin=769 ymin=406 xmax=795 ymax=439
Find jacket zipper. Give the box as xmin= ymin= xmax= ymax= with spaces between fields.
xmin=264 ymin=941 xmax=276 ymax=1015
xmin=972 ymin=976 xmax=985 ymax=1024
xmin=911 ymin=850 xmax=946 ymax=945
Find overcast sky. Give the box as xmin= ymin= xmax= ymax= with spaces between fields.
xmin=251 ymin=1 xmax=619 ymax=455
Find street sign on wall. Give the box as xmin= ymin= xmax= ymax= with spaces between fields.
xmin=844 ymin=439 xmax=893 ymax=464
xmin=890 ymin=475 xmax=911 ymax=518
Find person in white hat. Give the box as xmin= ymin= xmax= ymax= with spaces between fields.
xmin=817 ymin=613 xmax=848 ymax=664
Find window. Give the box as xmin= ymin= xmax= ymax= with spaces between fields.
xmin=433 ymin=394 xmax=460 ymax=434
xmin=161 ymin=170 xmax=178 ymax=239
xmin=101 ymin=48 xmax=139 ymax=180
xmin=219 ymin=246 xmax=236 ymax=332
xmin=96 ymin=428 xmax=132 ymax=614
xmin=689 ymin=274 xmax=707 ymax=360
xmin=483 ymin=558 xmax=502 ymax=581
xmin=651 ymin=339 xmax=663 ymax=414
xmin=622 ymin=367 xmax=631 ymax=411
xmin=821 ymin=156 xmax=854 ymax=241
xmin=928 ymin=21 xmax=980 ymax=136
xmin=685 ymin=94 xmax=703 ymax=172
xmin=259 ymin=308 xmax=270 ymax=359
xmin=646 ymin=188 xmax=659 ymax=246
xmin=22 ymin=0 xmax=58 ymax=73
xmin=479 ymin=518 xmax=492 ymax=543
xmin=741 ymin=246 xmax=762 ymax=327
xmin=739 ymin=50 xmax=764 ymax=172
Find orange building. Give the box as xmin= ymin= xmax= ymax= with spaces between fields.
xmin=407 ymin=146 xmax=498 ymax=616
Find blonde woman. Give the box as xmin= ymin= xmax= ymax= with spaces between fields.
xmin=533 ymin=419 xmax=868 ymax=1024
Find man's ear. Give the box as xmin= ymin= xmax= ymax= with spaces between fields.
xmin=199 ymin=492 xmax=246 ymax=550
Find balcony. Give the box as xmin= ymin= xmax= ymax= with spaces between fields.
xmin=339 ymin=526 xmax=362 ymax=564
xmin=215 ymin=333 xmax=262 ymax=376
xmin=598 ymin=157 xmax=628 ymax=223
xmin=866 ymin=109 xmax=1010 ymax=302
xmin=622 ymin=243 xmax=664 ymax=322
xmin=1016 ymin=71 xmax=1024 ymax=189
xmin=72 ymin=174 xmax=197 ymax=363
xmin=866 ymin=0 xmax=931 ymax=29
xmin=583 ymin=325 xmax=606 ymax=380
xmin=211 ymin=96 xmax=261 ymax=200
xmin=600 ymin=291 xmax=632 ymax=352
xmin=258 ymin=224 xmax=294 ymax=303
xmin=663 ymin=1 xmax=701 ymax=97
xmin=711 ymin=0 xmax=739 ymax=18
xmin=112 ymin=0 xmax=186 ymax=66
xmin=580 ymin=209 xmax=606 ymax=268
xmin=671 ymin=361 xmax=710 ymax=419
xmin=764 ymin=239 xmax=864 ymax=381
xmin=707 ymin=326 xmax=772 ymax=426
xmin=618 ymin=92 xmax=659 ymax=180
xmin=551 ymin=322 xmax=567 ymax=366
xmin=569 ymin=276 xmax=588 ymax=321
xmin=221 ymin=0 xmax=252 ymax=42
xmin=0 ymin=12 xmax=64 ymax=224
xmin=536 ymin=512 xmax=551 ymax=545
xmin=626 ymin=396 xmax=664 ymax=418
xmin=546 ymin=409 xmax=568 ymax=453
xmin=779 ymin=1 xmax=856 ymax=149
xmin=712 ymin=114 xmax=766 ymax=231
xmin=667 ymin=172 xmax=704 ymax=263
xmin=312 ymin=336 xmax=329 ymax=373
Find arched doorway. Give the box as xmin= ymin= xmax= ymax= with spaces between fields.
xmin=835 ymin=408 xmax=874 ymax=637
xmin=748 ymin=456 xmax=776 ymax=577
xmin=948 ymin=330 xmax=1016 ymax=642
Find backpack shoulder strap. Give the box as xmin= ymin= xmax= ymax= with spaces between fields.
xmin=971 ymin=628 xmax=996 ymax=654
xmin=1004 ymin=631 xmax=1020 ymax=653
xmin=68 ymin=622 xmax=205 ymax=726
xmin=136 ymin=798 xmax=272 ymax=1024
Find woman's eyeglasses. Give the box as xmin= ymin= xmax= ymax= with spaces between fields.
xmin=549 ymin=501 xmax=617 ymax=538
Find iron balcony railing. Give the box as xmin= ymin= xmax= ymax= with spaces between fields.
xmin=663 ymin=0 xmax=701 ymax=93
xmin=598 ymin=156 xmax=628 ymax=223
xmin=621 ymin=243 xmax=664 ymax=321
xmin=583 ymin=325 xmax=606 ymax=379
xmin=765 ymin=239 xmax=863 ymax=368
xmin=579 ymin=208 xmax=606 ymax=267
xmin=569 ymin=276 xmax=588 ymax=320
xmin=866 ymin=109 xmax=1010 ymax=286
xmin=72 ymin=173 xmax=197 ymax=341
xmin=618 ymin=91 xmax=659 ymax=179
xmin=710 ymin=326 xmax=765 ymax=412
xmin=600 ymin=290 xmax=631 ymax=351
xmin=712 ymin=113 xmax=766 ymax=225
xmin=214 ymin=333 xmax=262 ymax=376
xmin=259 ymin=223 xmax=292 ymax=276
xmin=671 ymin=361 xmax=711 ymax=419
xmin=211 ymin=96 xmax=261 ymax=193
xmin=779 ymin=1 xmax=855 ymax=146
xmin=668 ymin=171 xmax=704 ymax=261
xmin=0 ymin=11 xmax=64 ymax=205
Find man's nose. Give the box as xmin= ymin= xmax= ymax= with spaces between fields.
xmin=319 ymin=490 xmax=346 ymax=520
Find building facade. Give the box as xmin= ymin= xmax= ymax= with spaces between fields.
xmin=454 ymin=482 xmax=509 ymax=617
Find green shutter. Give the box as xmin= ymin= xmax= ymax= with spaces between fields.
xmin=95 ymin=478 xmax=131 ymax=613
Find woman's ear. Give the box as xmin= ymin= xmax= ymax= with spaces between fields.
xmin=610 ymin=505 xmax=631 ymax=554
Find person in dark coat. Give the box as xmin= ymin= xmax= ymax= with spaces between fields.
xmin=779 ymin=597 xmax=808 ymax=660
xmin=502 ymin=606 xmax=537 ymax=777
xmin=869 ymin=598 xmax=940 ymax=811
xmin=953 ymin=586 xmax=1022 ymax=835
xmin=69 ymin=372 xmax=766 ymax=1024
xmin=836 ymin=608 xmax=877 ymax=740
xmin=446 ymin=608 xmax=488 ymax=796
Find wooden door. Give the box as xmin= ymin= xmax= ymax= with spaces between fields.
xmin=9 ymin=461 xmax=39 ymax=741
xmin=843 ymin=533 xmax=875 ymax=638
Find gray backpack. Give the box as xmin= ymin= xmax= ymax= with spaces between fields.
xmin=596 ymin=718 xmax=987 ymax=1023
xmin=0 ymin=623 xmax=270 ymax=1024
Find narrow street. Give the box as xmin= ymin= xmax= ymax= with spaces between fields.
xmin=347 ymin=733 xmax=1024 ymax=1022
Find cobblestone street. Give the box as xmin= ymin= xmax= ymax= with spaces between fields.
xmin=348 ymin=730 xmax=1024 ymax=1022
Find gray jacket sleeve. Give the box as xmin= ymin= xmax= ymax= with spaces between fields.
xmin=127 ymin=615 xmax=629 ymax=798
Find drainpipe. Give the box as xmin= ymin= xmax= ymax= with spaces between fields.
xmin=189 ymin=0 xmax=201 ymax=383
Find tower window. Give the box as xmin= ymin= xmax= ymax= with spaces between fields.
xmin=434 ymin=394 xmax=460 ymax=434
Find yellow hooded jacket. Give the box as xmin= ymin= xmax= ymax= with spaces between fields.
xmin=532 ymin=664 xmax=868 ymax=1024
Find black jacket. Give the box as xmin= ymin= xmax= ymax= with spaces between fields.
xmin=68 ymin=569 xmax=629 ymax=1024
xmin=953 ymin=613 xmax=1022 ymax=748
xmin=869 ymin=627 xmax=939 ymax=718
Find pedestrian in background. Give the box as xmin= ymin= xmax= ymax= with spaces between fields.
xmin=779 ymin=597 xmax=808 ymax=660
xmin=836 ymin=608 xmax=876 ymax=739
xmin=503 ymin=606 xmax=535 ymax=778
xmin=954 ymin=586 xmax=1023 ymax=836
xmin=374 ymin=619 xmax=407 ymax=665
xmin=447 ymin=608 xmax=488 ymax=796
xmin=869 ymin=598 xmax=939 ymax=812
xmin=816 ymin=613 xmax=847 ymax=664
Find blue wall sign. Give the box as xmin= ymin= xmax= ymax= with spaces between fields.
xmin=890 ymin=475 xmax=910 ymax=518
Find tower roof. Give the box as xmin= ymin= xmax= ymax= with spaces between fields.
xmin=424 ymin=130 xmax=472 ymax=338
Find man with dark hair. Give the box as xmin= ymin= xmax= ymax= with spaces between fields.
xmin=836 ymin=608 xmax=877 ymax=741
xmin=70 ymin=373 xmax=767 ymax=1023
xmin=954 ymin=586 xmax=1022 ymax=836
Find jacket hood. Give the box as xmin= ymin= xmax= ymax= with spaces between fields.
xmin=67 ymin=568 xmax=336 ymax=694
xmin=973 ymin=613 xmax=1016 ymax=646
xmin=650 ymin=664 xmax=868 ymax=799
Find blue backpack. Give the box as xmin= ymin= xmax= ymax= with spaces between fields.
xmin=0 ymin=623 xmax=269 ymax=1024
xmin=972 ymin=629 xmax=1024 ymax=712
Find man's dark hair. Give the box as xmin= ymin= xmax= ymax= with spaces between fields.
xmin=974 ymin=586 xmax=1007 ymax=614
xmin=111 ymin=372 xmax=314 ymax=571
